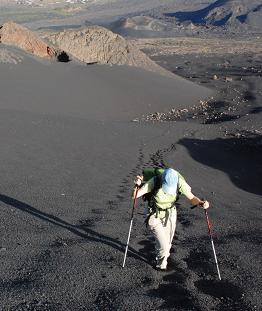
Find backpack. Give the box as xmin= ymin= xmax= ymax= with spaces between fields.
xmin=142 ymin=168 xmax=164 ymax=205
xmin=141 ymin=167 xmax=181 ymax=225
xmin=141 ymin=167 xmax=181 ymax=207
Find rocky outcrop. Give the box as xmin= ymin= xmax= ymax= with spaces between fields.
xmin=0 ymin=21 xmax=57 ymax=58
xmin=0 ymin=21 xmax=172 ymax=76
xmin=41 ymin=26 xmax=173 ymax=77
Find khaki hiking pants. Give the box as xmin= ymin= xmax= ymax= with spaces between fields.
xmin=148 ymin=209 xmax=177 ymax=269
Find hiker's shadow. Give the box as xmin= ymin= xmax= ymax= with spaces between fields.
xmin=138 ymin=237 xmax=155 ymax=265
xmin=0 ymin=193 xmax=148 ymax=264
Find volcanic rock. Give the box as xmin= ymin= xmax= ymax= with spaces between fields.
xmin=0 ymin=21 xmax=57 ymax=58
xmin=41 ymin=25 xmax=172 ymax=76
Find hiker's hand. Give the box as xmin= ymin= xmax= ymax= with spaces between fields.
xmin=200 ymin=200 xmax=210 ymax=209
xmin=190 ymin=196 xmax=209 ymax=209
xmin=134 ymin=175 xmax=143 ymax=187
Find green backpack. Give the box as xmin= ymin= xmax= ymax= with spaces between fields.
xmin=141 ymin=167 xmax=181 ymax=207
xmin=141 ymin=168 xmax=164 ymax=206
xmin=141 ymin=168 xmax=181 ymax=225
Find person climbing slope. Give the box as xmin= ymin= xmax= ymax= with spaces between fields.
xmin=132 ymin=168 xmax=210 ymax=271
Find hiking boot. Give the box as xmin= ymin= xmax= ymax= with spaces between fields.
xmin=154 ymin=265 xmax=167 ymax=272
xmin=154 ymin=260 xmax=167 ymax=271
xmin=155 ymin=256 xmax=167 ymax=271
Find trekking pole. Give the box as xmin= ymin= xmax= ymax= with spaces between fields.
xmin=204 ymin=209 xmax=221 ymax=280
xmin=122 ymin=186 xmax=139 ymax=268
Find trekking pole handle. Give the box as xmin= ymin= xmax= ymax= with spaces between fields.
xmin=133 ymin=186 xmax=139 ymax=207
xmin=190 ymin=198 xmax=207 ymax=210
xmin=130 ymin=186 xmax=139 ymax=218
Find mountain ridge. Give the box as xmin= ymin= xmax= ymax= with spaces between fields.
xmin=163 ymin=0 xmax=262 ymax=30
xmin=109 ymin=0 xmax=262 ymax=38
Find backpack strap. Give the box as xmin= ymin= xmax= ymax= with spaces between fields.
xmin=147 ymin=175 xmax=162 ymax=208
xmin=145 ymin=174 xmax=180 ymax=226
xmin=154 ymin=174 xmax=162 ymax=191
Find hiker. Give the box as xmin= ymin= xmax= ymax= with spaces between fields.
xmin=132 ymin=168 xmax=210 ymax=271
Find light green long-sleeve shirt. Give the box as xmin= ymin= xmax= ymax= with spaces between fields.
xmin=138 ymin=173 xmax=192 ymax=218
